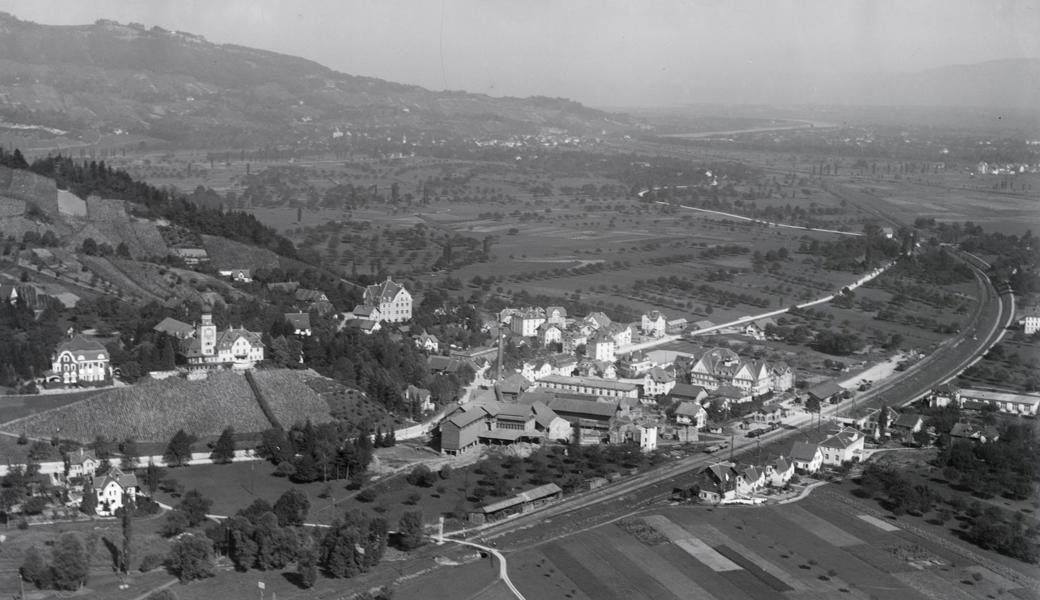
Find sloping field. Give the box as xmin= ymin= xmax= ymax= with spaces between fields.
xmin=2 ymin=371 xmax=271 ymax=442
xmin=249 ymin=369 xmax=333 ymax=427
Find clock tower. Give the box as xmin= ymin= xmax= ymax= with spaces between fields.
xmin=199 ymin=313 xmax=216 ymax=356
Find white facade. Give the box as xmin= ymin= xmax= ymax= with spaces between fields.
xmin=364 ymin=277 xmax=412 ymax=322
xmin=641 ymin=312 xmax=667 ymax=337
xmin=51 ymin=336 xmax=110 ymax=385
xmin=639 ymin=426 xmax=658 ymax=452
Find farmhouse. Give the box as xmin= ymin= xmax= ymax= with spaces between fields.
xmin=172 ymin=247 xmax=209 ymax=265
xmin=51 ymin=335 xmax=110 ymax=385
xmin=949 ymin=422 xmax=1000 ymax=444
xmin=218 ymin=268 xmax=252 ymax=283
xmin=363 ymin=277 xmax=412 ymax=322
xmin=891 ymin=413 xmax=924 ymax=435
xmin=183 ymin=313 xmax=264 ymax=370
xmin=674 ymin=401 xmax=707 ymax=428
xmin=617 ymin=352 xmax=654 ymax=378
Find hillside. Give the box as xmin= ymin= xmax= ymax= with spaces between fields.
xmin=1 ymin=369 xmax=333 ymax=443
xmin=0 ymin=13 xmax=634 ymax=148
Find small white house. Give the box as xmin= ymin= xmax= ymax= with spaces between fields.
xmin=94 ymin=466 xmax=138 ymax=516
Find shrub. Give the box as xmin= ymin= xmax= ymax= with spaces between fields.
xmin=161 ymin=510 xmax=190 ymax=537
xmin=406 ymin=465 xmax=435 ymax=488
xmin=139 ymin=553 xmax=166 ymax=572
xmin=356 ymin=488 xmax=379 ymax=503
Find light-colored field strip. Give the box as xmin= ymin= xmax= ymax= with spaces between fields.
xmin=858 ymin=514 xmax=901 ymax=532
xmin=641 ymin=515 xmax=742 ymax=572
xmin=599 ymin=527 xmax=719 ymax=600
xmin=892 ymin=571 xmax=979 ymax=600
xmin=779 ymin=505 xmax=864 ymax=547
xmin=680 ymin=521 xmax=806 ymax=590
xmin=561 ymin=539 xmax=656 ymax=600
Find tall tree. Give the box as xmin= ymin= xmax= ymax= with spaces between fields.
xmin=273 ymin=488 xmax=310 ymax=527
xmin=397 ymin=510 xmax=425 ymax=551
xmin=142 ymin=463 xmax=164 ymax=494
xmin=164 ymin=429 xmax=196 ymax=467
xmin=120 ymin=498 xmax=133 ymax=574
xmin=211 ymin=427 xmax=236 ymax=464
xmin=177 ymin=490 xmax=213 ymax=527
xmin=167 ymin=536 xmax=215 ymax=582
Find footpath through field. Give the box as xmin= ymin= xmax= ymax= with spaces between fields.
xmin=435 ymin=536 xmax=527 ymax=600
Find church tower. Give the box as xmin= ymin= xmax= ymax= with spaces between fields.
xmin=199 ymin=313 xmax=216 ymax=356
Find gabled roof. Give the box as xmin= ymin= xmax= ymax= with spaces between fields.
xmin=285 ymin=312 xmax=311 ymax=330
xmin=100 ymin=466 xmax=138 ymax=490
xmin=674 ymin=401 xmax=705 ymax=417
xmin=648 ymin=366 xmax=674 ymax=383
xmin=789 ymin=441 xmax=821 ymax=462
xmin=68 ymin=449 xmax=97 ymax=466
xmin=216 ymin=327 xmax=263 ymax=349
xmin=773 ymin=457 xmax=791 ymax=472
xmin=545 ymin=306 xmax=567 ymax=317
xmin=669 ymin=383 xmax=708 ymax=400
xmin=295 ymin=288 xmax=328 ymax=302
xmin=584 ymin=312 xmax=612 ymax=329
xmin=714 ymin=385 xmax=748 ymax=400
xmin=807 ymin=380 xmax=845 ymax=400
xmin=892 ymin=413 xmax=923 ymax=428
xmin=364 ymin=277 xmax=408 ymax=304
xmin=445 ymin=406 xmax=488 ymax=428
xmin=820 ymin=430 xmax=861 ymax=449
xmin=531 ymin=401 xmax=562 ymax=428
xmin=153 ymin=317 xmax=195 ymax=338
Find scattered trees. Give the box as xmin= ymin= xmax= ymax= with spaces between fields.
xmin=167 ymin=536 xmax=215 ymax=582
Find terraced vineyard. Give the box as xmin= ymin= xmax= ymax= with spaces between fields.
xmin=2 ymin=369 xmax=335 ymax=443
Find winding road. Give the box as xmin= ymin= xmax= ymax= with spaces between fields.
xmin=436 ymin=536 xmax=527 ymax=600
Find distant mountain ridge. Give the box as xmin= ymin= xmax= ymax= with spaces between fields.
xmin=867 ymin=58 xmax=1040 ymax=110
xmin=0 ymin=12 xmax=633 ymax=147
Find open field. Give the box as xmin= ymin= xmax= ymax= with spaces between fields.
xmin=492 ymin=493 xmax=1040 ymax=600
xmin=0 ymin=388 xmax=101 ymax=424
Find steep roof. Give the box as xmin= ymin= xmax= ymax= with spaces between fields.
xmin=100 ymin=466 xmax=138 ymax=490
xmin=789 ymin=441 xmax=821 ymax=462
xmin=674 ymin=401 xmax=704 ymax=417
xmin=216 ymin=327 xmax=263 ymax=349
xmin=56 ymin=335 xmax=106 ymax=357
xmin=365 ymin=277 xmax=407 ymax=304
xmin=295 ymin=288 xmax=328 ymax=302
xmin=892 ymin=413 xmax=923 ymax=428
xmin=445 ymin=406 xmax=488 ymax=428
xmin=669 ymin=383 xmax=708 ymax=400
xmin=284 ymin=312 xmax=311 ymax=330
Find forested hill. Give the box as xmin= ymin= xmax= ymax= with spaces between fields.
xmin=0 ymin=148 xmax=297 ymax=259
xmin=0 ymin=12 xmax=634 ymax=146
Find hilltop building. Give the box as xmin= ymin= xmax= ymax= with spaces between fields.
xmin=183 ymin=313 xmax=264 ymax=370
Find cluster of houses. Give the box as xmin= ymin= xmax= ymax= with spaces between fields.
xmin=152 ymin=313 xmax=266 ymax=370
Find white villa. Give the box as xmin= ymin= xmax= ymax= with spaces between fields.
xmin=51 ymin=335 xmax=110 ymax=385
xmin=363 ymin=277 xmax=412 ymax=322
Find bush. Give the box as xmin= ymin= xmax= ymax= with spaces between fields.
xmin=406 ymin=465 xmax=435 ymax=488
xmin=438 ymin=465 xmax=453 ymax=480
xmin=161 ymin=510 xmax=190 ymax=537
xmin=139 ymin=553 xmax=166 ymax=572
xmin=356 ymin=488 xmax=379 ymax=503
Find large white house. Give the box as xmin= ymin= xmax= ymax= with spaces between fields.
xmin=51 ymin=335 xmax=110 ymax=385
xmin=363 ymin=277 xmax=412 ymax=322
xmin=641 ymin=311 xmax=667 ymax=338
xmin=94 ymin=465 xmax=138 ymax=516
xmin=184 ymin=313 xmax=264 ymax=370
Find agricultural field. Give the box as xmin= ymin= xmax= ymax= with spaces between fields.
xmin=492 ymin=493 xmax=1040 ymax=600
xmin=0 ymin=369 xmax=335 ymax=444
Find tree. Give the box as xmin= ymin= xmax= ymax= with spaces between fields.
xmin=80 ymin=486 xmax=97 ymax=515
xmin=162 ymin=510 xmax=190 ymax=537
xmin=167 ymin=535 xmax=215 ymax=582
xmin=177 ymin=490 xmax=213 ymax=527
xmin=406 ymin=464 xmax=435 ymax=488
xmin=80 ymin=237 xmax=99 ymax=256
xmin=19 ymin=545 xmax=52 ymax=589
xmin=51 ymin=532 xmax=89 ymax=590
xmin=211 ymin=426 xmax=236 ymax=464
xmin=273 ymin=488 xmax=310 ymax=527
xmin=142 ymin=463 xmax=164 ymax=494
xmin=164 ymin=429 xmax=196 ymax=467
xmin=397 ymin=510 xmax=425 ymax=550
xmin=121 ymin=498 xmax=133 ymax=574
xmin=297 ymin=546 xmax=318 ymax=589
xmin=878 ymin=404 xmax=890 ymax=438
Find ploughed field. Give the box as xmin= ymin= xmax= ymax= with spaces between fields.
xmin=496 ymin=495 xmax=1039 ymax=600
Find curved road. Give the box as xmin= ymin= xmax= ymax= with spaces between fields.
xmin=437 ymin=536 xmax=526 ymax=600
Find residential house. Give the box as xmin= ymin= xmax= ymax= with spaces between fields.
xmin=153 ymin=317 xmax=196 ymax=340
xmin=363 ymin=277 xmax=412 ymax=322
xmin=738 ymin=465 xmax=765 ymax=495
xmin=589 ymin=332 xmax=615 ymax=362
xmin=949 ymin=422 xmax=1000 ymax=444
xmin=510 ymin=308 xmax=547 ymax=337
xmin=51 ymin=335 xmax=110 ymax=385
xmin=765 ymin=457 xmax=794 ymax=487
xmin=583 ymin=312 xmax=612 ymax=330
xmin=545 ymin=306 xmax=567 ymax=327
xmin=574 ymin=359 xmax=616 ymax=380
xmin=891 ymin=413 xmax=924 ymax=435
xmin=667 ymin=383 xmax=709 ymax=405
xmin=285 ymin=312 xmax=312 ymax=336
xmin=694 ymin=463 xmax=744 ymax=503
xmin=666 ymin=318 xmax=688 ymax=334
xmin=415 ymin=332 xmax=440 ymax=353
xmin=789 ymin=441 xmax=823 ymax=473
xmin=521 ymin=360 xmax=553 ymax=383
xmin=66 ymin=448 xmax=100 ymax=481
xmin=561 ymin=330 xmax=588 ymax=354
xmin=94 ymin=465 xmax=138 ymax=516
xmin=218 ymin=268 xmax=252 ymax=283
xmin=172 ymin=247 xmax=209 ymax=265
xmin=617 ymin=353 xmax=654 ymax=378
xmin=819 ymin=429 xmax=864 ymax=466
xmin=406 ymin=385 xmax=434 ymax=414
xmin=713 ymin=384 xmax=753 ymax=405
xmin=641 ymin=311 xmax=668 ymax=338
xmin=751 ymin=406 xmax=784 ymax=425
xmin=183 ymin=313 xmax=264 ymax=370
xmin=346 ymin=319 xmax=381 ymax=335
xmin=689 ymin=348 xmax=771 ymax=395
xmin=295 ymin=288 xmax=335 ymax=315
xmin=770 ymin=362 xmax=795 ymax=393
xmin=538 ymin=322 xmax=563 ymax=347
xmin=674 ymin=401 xmax=707 ymax=428
xmin=549 ymin=355 xmax=578 ymax=377
xmin=608 ymin=323 xmax=633 ymax=348
xmin=643 ymin=366 xmax=676 ymax=397
xmin=350 ymin=304 xmax=382 ymax=322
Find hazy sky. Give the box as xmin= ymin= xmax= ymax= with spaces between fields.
xmin=1 ymin=0 xmax=1037 ymax=107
